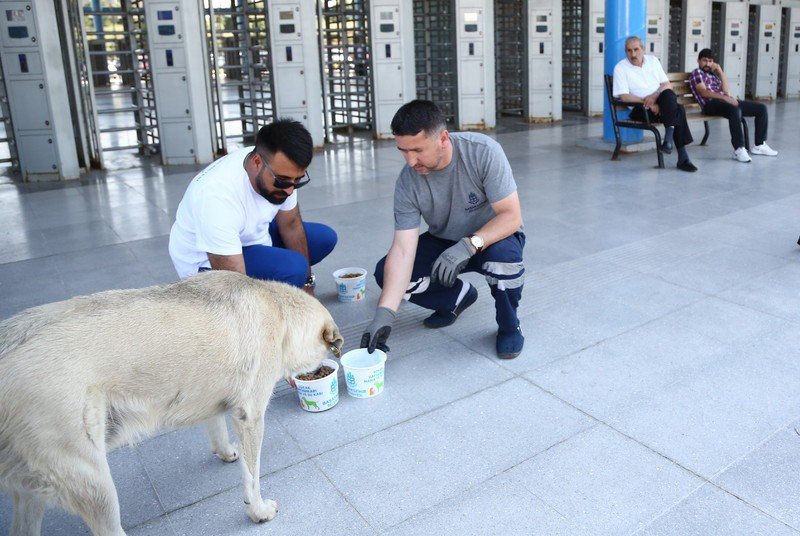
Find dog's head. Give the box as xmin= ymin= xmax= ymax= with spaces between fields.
xmin=282 ymin=293 xmax=344 ymax=378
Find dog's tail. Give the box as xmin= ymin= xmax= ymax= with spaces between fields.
xmin=0 ymin=301 xmax=73 ymax=360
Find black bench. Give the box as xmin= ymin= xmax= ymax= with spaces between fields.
xmin=604 ymin=73 xmax=750 ymax=168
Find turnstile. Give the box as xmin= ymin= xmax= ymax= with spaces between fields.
xmin=0 ymin=57 xmax=17 ymax=171
xmin=414 ymin=0 xmax=458 ymax=125
xmin=495 ymin=0 xmax=527 ymax=118
xmin=144 ymin=0 xmax=215 ymax=165
xmin=711 ymin=1 xmax=748 ymax=99
xmin=782 ymin=7 xmax=800 ymax=98
xmin=683 ymin=0 xmax=710 ymax=74
xmin=586 ymin=0 xmax=604 ymax=116
xmin=646 ymin=0 xmax=669 ymax=67
xmin=668 ymin=0 xmax=684 ymax=72
xmin=80 ymin=0 xmax=159 ymax=166
xmin=0 ymin=0 xmax=79 ymax=180
xmin=370 ymin=0 xmax=415 ymax=138
xmin=320 ymin=0 xmax=373 ymax=136
xmin=455 ymin=0 xmax=494 ymax=129
xmin=747 ymin=2 xmax=781 ymax=100
xmin=268 ymin=0 xmax=325 ymax=146
xmin=527 ymin=0 xmax=561 ymax=122
xmin=205 ymin=0 xmax=276 ymax=153
xmin=561 ymin=0 xmax=584 ymax=112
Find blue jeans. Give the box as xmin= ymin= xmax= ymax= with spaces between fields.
xmin=240 ymin=222 xmax=337 ymax=287
xmin=374 ymin=232 xmax=525 ymax=332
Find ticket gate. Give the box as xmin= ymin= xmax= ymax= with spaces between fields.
xmin=0 ymin=0 xmax=79 ymax=180
xmin=779 ymin=6 xmax=800 ymax=98
xmin=495 ymin=0 xmax=526 ymax=118
xmin=455 ymin=0 xmax=495 ymax=129
xmin=320 ymin=0 xmax=373 ymax=136
xmin=747 ymin=2 xmax=781 ymax=99
xmin=709 ymin=1 xmax=747 ymax=98
xmin=646 ymin=0 xmax=669 ymax=66
xmin=269 ymin=0 xmax=324 ymax=146
xmin=683 ymin=0 xmax=711 ymax=74
xmin=526 ymin=0 xmax=561 ymax=122
xmin=414 ymin=0 xmax=458 ymax=124
xmin=370 ymin=0 xmax=415 ymax=138
xmin=205 ymin=0 xmax=276 ymax=153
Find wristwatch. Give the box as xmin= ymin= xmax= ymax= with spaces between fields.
xmin=304 ymin=273 xmax=316 ymax=289
xmin=467 ymin=234 xmax=484 ymax=253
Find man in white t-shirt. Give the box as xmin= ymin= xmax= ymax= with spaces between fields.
xmin=613 ymin=36 xmax=697 ymax=172
xmin=169 ymin=120 xmax=337 ymax=292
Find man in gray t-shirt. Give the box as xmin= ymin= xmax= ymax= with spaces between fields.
xmin=360 ymin=100 xmax=526 ymax=359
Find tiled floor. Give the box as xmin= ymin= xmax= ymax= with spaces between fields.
xmin=2 ymin=103 xmax=800 ymax=535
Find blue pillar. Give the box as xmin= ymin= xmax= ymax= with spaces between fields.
xmin=92 ymin=0 xmax=103 ymax=39
xmin=603 ymin=0 xmax=647 ymax=142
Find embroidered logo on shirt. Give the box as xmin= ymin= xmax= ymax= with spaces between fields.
xmin=465 ymin=192 xmax=486 ymax=213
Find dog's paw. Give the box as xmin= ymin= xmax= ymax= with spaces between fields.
xmin=213 ymin=444 xmax=239 ymax=463
xmin=246 ymin=499 xmax=278 ymax=523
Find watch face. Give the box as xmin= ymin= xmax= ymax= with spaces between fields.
xmin=471 ymin=235 xmax=484 ymax=249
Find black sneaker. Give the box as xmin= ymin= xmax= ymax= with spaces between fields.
xmin=677 ymin=160 xmax=698 ymax=173
xmin=423 ymin=284 xmax=478 ymax=329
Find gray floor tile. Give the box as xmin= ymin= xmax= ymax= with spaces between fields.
xmin=718 ymin=263 xmax=800 ymax=325
xmin=137 ymin=415 xmax=306 ymax=512
xmin=385 ymin=471 xmax=568 ymax=536
xmin=426 ymin=378 xmax=593 ymax=474
xmin=637 ymin=484 xmax=797 ymax=536
xmin=646 ymin=245 xmax=789 ymax=295
xmin=0 ymin=447 xmax=163 ymax=536
xmin=167 ymin=461 xmax=373 ymax=536
xmin=506 ymin=425 xmax=703 ymax=535
xmin=714 ymin=427 xmax=800 ymax=530
xmin=315 ymin=413 xmax=495 ymax=531
xmin=608 ymin=344 xmax=800 ymax=478
xmin=272 ymin=342 xmax=510 ymax=457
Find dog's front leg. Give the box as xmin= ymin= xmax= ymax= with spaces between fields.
xmin=206 ymin=415 xmax=239 ymax=462
xmin=232 ymin=407 xmax=277 ymax=523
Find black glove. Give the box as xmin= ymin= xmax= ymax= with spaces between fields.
xmin=431 ymin=239 xmax=474 ymax=287
xmin=360 ymin=307 xmax=396 ymax=353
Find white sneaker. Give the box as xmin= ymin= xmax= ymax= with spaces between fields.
xmin=751 ymin=143 xmax=778 ymax=156
xmin=733 ymin=147 xmax=752 ymax=163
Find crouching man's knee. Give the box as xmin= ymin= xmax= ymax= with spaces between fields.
xmin=374 ymin=257 xmax=387 ymax=288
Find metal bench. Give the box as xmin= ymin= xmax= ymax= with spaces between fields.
xmin=604 ymin=72 xmax=750 ymax=168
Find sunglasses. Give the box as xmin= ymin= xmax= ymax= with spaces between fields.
xmin=257 ymin=152 xmax=311 ymax=190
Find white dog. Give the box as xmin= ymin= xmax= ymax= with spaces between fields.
xmin=0 ymin=271 xmax=343 ymax=536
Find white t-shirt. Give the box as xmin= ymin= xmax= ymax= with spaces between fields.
xmin=168 ymin=147 xmax=298 ymax=278
xmin=612 ymin=55 xmax=669 ymax=99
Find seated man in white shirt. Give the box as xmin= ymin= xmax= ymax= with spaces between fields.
xmin=169 ymin=119 xmax=337 ymax=293
xmin=613 ymin=36 xmax=697 ymax=173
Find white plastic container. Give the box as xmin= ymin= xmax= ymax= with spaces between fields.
xmin=333 ymin=267 xmax=367 ymax=303
xmin=340 ymin=348 xmax=386 ymax=398
xmin=291 ymin=358 xmax=339 ymax=412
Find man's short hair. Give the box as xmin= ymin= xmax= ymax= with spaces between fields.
xmin=625 ymin=36 xmax=643 ymax=49
xmin=698 ymin=48 xmax=714 ymax=61
xmin=390 ymin=100 xmax=447 ymax=137
xmin=255 ymin=119 xmax=313 ymax=168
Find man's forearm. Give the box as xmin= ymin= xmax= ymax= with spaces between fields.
xmin=472 ymin=211 xmax=521 ymax=250
xmin=376 ymin=246 xmax=414 ymax=312
xmin=279 ymin=219 xmax=311 ymax=275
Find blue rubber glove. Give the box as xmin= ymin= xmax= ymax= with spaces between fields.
xmin=431 ymin=239 xmax=474 ymax=287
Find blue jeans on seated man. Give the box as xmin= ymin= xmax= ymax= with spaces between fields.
xmin=235 ymin=222 xmax=337 ymax=287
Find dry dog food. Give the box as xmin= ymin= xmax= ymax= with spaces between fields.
xmin=340 ymin=273 xmax=362 ymax=279
xmin=296 ymin=365 xmax=335 ymax=381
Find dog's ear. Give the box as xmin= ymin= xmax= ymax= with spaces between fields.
xmin=323 ymin=322 xmax=344 ymax=358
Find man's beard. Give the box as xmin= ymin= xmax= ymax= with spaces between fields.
xmin=255 ymin=170 xmax=289 ymax=205
xmin=702 ymin=65 xmax=714 ymax=73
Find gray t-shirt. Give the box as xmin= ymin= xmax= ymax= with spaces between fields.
xmin=393 ymin=132 xmax=521 ymax=240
